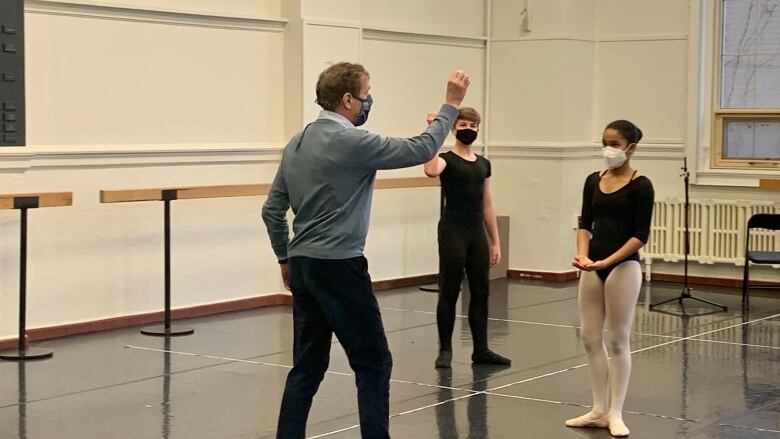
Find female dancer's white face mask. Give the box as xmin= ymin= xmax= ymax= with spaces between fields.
xmin=601 ymin=127 xmax=636 ymax=169
xmin=602 ymin=146 xmax=627 ymax=169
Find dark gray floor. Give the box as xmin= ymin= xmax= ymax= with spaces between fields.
xmin=1 ymin=279 xmax=778 ymax=438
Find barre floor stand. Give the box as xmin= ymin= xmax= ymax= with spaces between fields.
xmin=0 ymin=192 xmax=72 ymax=361
xmin=99 ymin=178 xmax=435 ymax=335
xmin=141 ymin=190 xmax=194 ymax=337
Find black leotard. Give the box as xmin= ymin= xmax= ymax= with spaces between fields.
xmin=578 ymin=170 xmax=654 ymax=281
xmin=437 ymin=151 xmax=492 ymax=353
xmin=439 ymin=151 xmax=490 ymax=221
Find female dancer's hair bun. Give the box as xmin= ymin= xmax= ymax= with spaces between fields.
xmin=606 ymin=120 xmax=643 ymax=144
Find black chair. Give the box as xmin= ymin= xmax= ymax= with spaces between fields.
xmin=742 ymin=213 xmax=780 ymax=308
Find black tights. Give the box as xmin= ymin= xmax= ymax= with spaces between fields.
xmin=436 ymin=218 xmax=490 ymax=354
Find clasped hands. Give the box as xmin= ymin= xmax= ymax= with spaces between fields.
xmin=572 ymin=255 xmax=608 ymax=272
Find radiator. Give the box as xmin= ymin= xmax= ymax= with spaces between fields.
xmin=641 ymin=198 xmax=780 ymax=269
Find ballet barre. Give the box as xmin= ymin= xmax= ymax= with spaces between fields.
xmin=100 ymin=184 xmax=272 ymax=203
xmin=374 ymin=177 xmax=440 ymax=190
xmin=99 ymin=178 xmax=439 ymax=337
xmin=100 ymin=178 xmax=439 ymax=203
xmin=0 ymin=192 xmax=73 ymax=361
xmin=758 ymin=179 xmax=780 ymax=190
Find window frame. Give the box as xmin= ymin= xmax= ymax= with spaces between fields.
xmin=711 ymin=0 xmax=780 ymax=170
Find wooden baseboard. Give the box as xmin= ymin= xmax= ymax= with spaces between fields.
xmin=0 ymin=273 xmax=443 ymax=351
xmin=5 ymin=270 xmax=772 ymax=352
xmin=508 ymin=269 xmax=579 ymax=282
xmin=4 ymin=269 xmax=581 ymax=352
xmin=648 ymin=272 xmax=780 ymax=290
xmin=0 ymin=293 xmax=292 ymax=352
xmin=373 ymin=274 xmax=438 ymax=292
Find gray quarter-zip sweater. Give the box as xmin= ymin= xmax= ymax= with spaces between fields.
xmin=262 ymin=103 xmax=458 ymax=260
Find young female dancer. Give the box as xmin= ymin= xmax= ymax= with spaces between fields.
xmin=566 ymin=120 xmax=654 ymax=437
xmin=423 ymin=107 xmax=511 ymax=369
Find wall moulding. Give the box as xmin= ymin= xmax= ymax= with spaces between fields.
xmin=490 ymin=36 xmax=595 ymax=43
xmin=0 ymin=143 xmax=284 ymax=171
xmin=489 ymin=34 xmax=687 ymax=44
xmin=597 ymin=34 xmax=688 ymax=43
xmin=25 ymin=0 xmax=288 ymax=32
xmin=302 ymin=18 xmax=360 ymax=29
xmin=362 ymin=26 xmax=486 ymax=49
xmin=487 ymin=141 xmax=683 ymax=160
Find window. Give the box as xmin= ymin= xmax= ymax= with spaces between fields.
xmin=713 ymin=0 xmax=780 ymax=169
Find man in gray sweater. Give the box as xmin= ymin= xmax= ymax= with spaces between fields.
xmin=262 ymin=62 xmax=469 ymax=439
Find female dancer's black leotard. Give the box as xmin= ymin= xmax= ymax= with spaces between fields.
xmin=578 ymin=170 xmax=654 ymax=281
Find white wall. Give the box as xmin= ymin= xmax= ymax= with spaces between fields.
xmin=593 ymin=0 xmax=690 ymax=202
xmin=358 ymin=34 xmax=486 ymax=277
xmin=25 ymin=12 xmax=285 ymax=146
xmin=360 ymin=0 xmax=485 ymax=37
xmin=488 ymin=0 xmax=777 ymax=279
xmin=0 ymin=0 xmax=290 ymax=340
xmin=488 ymin=0 xmax=597 ymax=273
xmin=0 ymin=0 xmax=485 ymax=340
xmin=491 ymin=0 xmax=666 ymax=278
xmin=1 ymin=0 xmax=776 ymax=339
xmin=361 ymin=5 xmax=489 ymax=279
xmin=37 ymin=0 xmax=282 ymax=17
xmin=594 ymin=0 xmax=779 ymax=283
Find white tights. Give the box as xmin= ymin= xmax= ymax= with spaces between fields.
xmin=567 ymin=260 xmax=642 ymax=436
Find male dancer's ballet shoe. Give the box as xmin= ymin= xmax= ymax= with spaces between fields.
xmin=608 ymin=417 xmax=630 ymax=437
xmin=471 ymin=350 xmax=511 ymax=366
xmin=435 ymin=350 xmax=452 ymax=368
xmin=564 ymin=413 xmax=609 ymax=429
